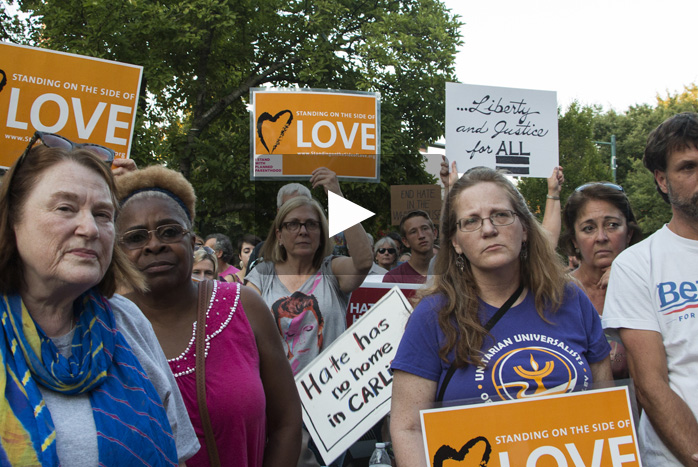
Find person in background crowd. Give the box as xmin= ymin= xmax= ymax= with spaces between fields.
xmin=603 ymin=112 xmax=698 ymax=465
xmin=245 ymin=169 xmax=372 ymax=467
xmin=390 ymin=167 xmax=611 ymax=466
xmin=205 ymin=232 xmax=241 ymax=282
xmin=374 ymin=236 xmax=400 ymax=271
xmin=397 ymin=251 xmax=411 ymax=263
xmin=192 ymin=245 xmax=219 ymax=282
xmin=386 ymin=231 xmax=405 ymax=257
xmin=235 ymin=233 xmax=262 ymax=283
xmin=246 ymin=181 xmax=314 ymax=275
xmin=0 ymin=135 xmax=197 ymax=465
xmin=194 ymin=233 xmax=205 ymax=248
xmin=567 ymin=255 xmax=580 ymax=271
xmin=116 ymin=165 xmax=301 ymax=467
xmin=383 ymin=210 xmax=436 ymax=284
xmin=562 ymin=182 xmax=642 ymax=379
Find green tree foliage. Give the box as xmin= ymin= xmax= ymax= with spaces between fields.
xmin=591 ymin=84 xmax=698 ymax=236
xmin=624 ymin=158 xmax=672 ymax=235
xmin=518 ymin=102 xmax=610 ymax=228
xmin=6 ymin=0 xmax=462 ymax=238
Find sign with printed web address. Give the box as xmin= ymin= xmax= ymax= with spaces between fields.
xmin=0 ymin=42 xmax=142 ymax=168
xmin=250 ymin=88 xmax=380 ymax=181
xmin=295 ymin=287 xmax=412 ymax=465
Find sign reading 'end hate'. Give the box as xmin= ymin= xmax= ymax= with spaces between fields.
xmin=295 ymin=287 xmax=412 ymax=465
xmin=390 ymin=185 xmax=442 ymax=226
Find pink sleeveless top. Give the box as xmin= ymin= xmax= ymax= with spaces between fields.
xmin=169 ymin=281 xmax=266 ymax=467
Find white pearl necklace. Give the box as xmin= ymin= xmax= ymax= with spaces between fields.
xmin=168 ymin=281 xmax=241 ymax=378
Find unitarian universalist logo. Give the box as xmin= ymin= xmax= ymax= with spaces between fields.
xmin=491 ymin=347 xmax=578 ymax=400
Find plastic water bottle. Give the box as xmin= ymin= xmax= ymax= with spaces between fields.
xmin=368 ymin=442 xmax=392 ymax=467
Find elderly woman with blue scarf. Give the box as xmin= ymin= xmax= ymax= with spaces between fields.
xmin=0 ymin=133 xmax=198 ymax=465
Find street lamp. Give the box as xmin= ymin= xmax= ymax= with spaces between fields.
xmin=592 ymin=135 xmax=617 ymax=182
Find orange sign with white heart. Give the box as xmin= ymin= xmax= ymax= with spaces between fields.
xmin=0 ymin=42 xmax=142 ymax=168
xmin=421 ymin=386 xmax=641 ymax=467
xmin=250 ymin=88 xmax=380 ymax=181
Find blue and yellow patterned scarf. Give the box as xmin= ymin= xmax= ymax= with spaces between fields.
xmin=0 ymin=290 xmax=178 ymax=466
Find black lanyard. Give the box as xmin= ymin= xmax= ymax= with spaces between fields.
xmin=435 ymin=282 xmax=525 ymax=403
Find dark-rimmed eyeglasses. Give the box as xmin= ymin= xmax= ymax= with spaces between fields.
xmin=120 ymin=224 xmax=190 ymax=249
xmin=575 ymin=182 xmax=624 ymax=193
xmin=19 ymin=131 xmax=116 ymax=164
xmin=377 ymin=248 xmax=396 ymax=255
xmin=281 ymin=220 xmax=321 ymax=233
xmin=456 ymin=210 xmax=518 ymax=232
xmin=195 ymin=245 xmax=216 ymax=255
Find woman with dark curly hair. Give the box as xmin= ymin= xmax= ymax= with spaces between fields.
xmin=561 ymin=182 xmax=643 ymax=379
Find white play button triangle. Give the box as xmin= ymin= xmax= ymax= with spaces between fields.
xmin=328 ymin=191 xmax=375 ymax=237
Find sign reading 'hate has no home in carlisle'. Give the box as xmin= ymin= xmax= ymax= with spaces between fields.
xmin=295 ymin=287 xmax=411 ymax=465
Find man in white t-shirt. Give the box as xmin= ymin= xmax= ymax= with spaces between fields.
xmin=604 ymin=112 xmax=698 ymax=466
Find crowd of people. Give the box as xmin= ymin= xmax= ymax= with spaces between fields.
xmin=0 ymin=112 xmax=696 ymax=466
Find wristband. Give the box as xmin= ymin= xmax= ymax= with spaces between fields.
xmin=546 ymin=195 xmax=560 ymax=200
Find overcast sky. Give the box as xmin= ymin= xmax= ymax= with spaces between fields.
xmin=441 ymin=0 xmax=698 ymax=113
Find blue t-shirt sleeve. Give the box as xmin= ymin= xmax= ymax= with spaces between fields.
xmin=391 ymin=295 xmax=446 ymax=382
xmin=571 ymin=283 xmax=611 ymax=363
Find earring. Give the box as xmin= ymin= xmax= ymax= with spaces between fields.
xmin=574 ymin=248 xmax=580 ymax=255
xmin=520 ymin=242 xmax=528 ymax=260
xmin=455 ymin=254 xmax=466 ymax=272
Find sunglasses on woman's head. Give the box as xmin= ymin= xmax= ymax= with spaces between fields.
xmin=377 ymin=248 xmax=396 ymax=255
xmin=575 ymin=182 xmax=624 ymax=193
xmin=18 ymin=131 xmax=116 ymax=165
xmin=195 ymin=245 xmax=216 ymax=255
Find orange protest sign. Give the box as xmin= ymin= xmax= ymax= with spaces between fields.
xmin=0 ymin=42 xmax=142 ymax=168
xmin=421 ymin=387 xmax=641 ymax=466
xmin=250 ymin=88 xmax=380 ymax=181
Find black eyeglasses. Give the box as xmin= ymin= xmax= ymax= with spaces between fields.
xmin=19 ymin=131 xmax=116 ymax=164
xmin=456 ymin=210 xmax=518 ymax=232
xmin=575 ymin=182 xmax=624 ymax=193
xmin=281 ymin=220 xmax=321 ymax=233
xmin=195 ymin=245 xmax=216 ymax=255
xmin=377 ymin=248 xmax=396 ymax=255
xmin=120 ymin=224 xmax=190 ymax=249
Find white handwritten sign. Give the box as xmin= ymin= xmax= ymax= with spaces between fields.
xmin=445 ymin=82 xmax=558 ymax=177
xmin=295 ymin=287 xmax=412 ymax=465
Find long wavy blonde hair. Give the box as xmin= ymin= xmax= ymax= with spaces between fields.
xmin=416 ymin=167 xmax=569 ymax=367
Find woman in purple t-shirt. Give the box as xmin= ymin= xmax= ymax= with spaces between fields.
xmin=390 ymin=167 xmax=612 ymax=467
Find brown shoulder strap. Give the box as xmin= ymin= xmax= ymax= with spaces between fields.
xmin=196 ymin=279 xmax=220 ymax=466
